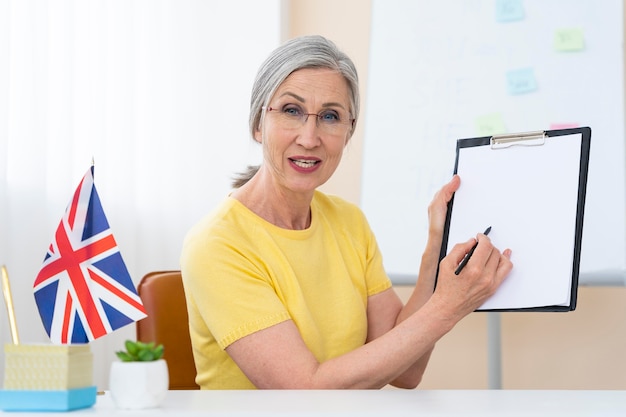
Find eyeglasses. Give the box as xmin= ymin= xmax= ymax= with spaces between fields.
xmin=264 ymin=105 xmax=354 ymax=137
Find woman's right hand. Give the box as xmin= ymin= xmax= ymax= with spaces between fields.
xmin=432 ymin=231 xmax=513 ymax=321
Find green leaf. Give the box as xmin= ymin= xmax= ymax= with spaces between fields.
xmin=137 ymin=349 xmax=153 ymax=361
xmin=125 ymin=340 xmax=139 ymax=357
xmin=115 ymin=351 xmax=134 ymax=362
xmin=153 ymin=344 xmax=165 ymax=360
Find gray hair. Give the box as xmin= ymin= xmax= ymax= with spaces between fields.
xmin=249 ymin=35 xmax=360 ymax=138
xmin=233 ymin=35 xmax=360 ymax=188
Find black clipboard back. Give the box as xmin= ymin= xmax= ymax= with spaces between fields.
xmin=437 ymin=127 xmax=591 ymax=312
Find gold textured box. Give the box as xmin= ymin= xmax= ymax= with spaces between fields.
xmin=3 ymin=344 xmax=93 ymax=390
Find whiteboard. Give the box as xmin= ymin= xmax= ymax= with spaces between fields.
xmin=361 ymin=0 xmax=625 ymax=285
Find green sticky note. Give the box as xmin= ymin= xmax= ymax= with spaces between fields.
xmin=554 ymin=28 xmax=585 ymax=52
xmin=475 ymin=113 xmax=506 ymax=136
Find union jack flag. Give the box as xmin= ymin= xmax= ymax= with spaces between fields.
xmin=33 ymin=166 xmax=147 ymax=344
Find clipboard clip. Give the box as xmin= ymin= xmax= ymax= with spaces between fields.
xmin=491 ymin=130 xmax=546 ymax=149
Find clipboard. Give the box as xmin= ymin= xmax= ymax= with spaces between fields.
xmin=438 ymin=127 xmax=591 ymax=312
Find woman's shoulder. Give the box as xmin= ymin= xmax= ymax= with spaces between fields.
xmin=182 ymin=197 xmax=247 ymax=249
xmin=313 ymin=191 xmax=368 ymax=225
xmin=185 ymin=196 xmax=235 ymax=230
xmin=314 ymin=190 xmax=361 ymax=210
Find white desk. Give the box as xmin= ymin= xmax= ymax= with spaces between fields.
xmin=2 ymin=389 xmax=625 ymax=416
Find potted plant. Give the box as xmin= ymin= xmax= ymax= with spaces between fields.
xmin=109 ymin=340 xmax=169 ymax=409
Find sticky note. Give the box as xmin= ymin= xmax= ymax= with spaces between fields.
xmin=506 ymin=68 xmax=537 ymax=95
xmin=550 ymin=123 xmax=579 ymax=130
xmin=475 ymin=113 xmax=506 ymax=136
xmin=495 ymin=0 xmax=525 ymax=22
xmin=554 ymin=28 xmax=585 ymax=52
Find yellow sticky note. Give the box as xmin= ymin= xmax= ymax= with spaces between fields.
xmin=554 ymin=28 xmax=585 ymax=52
xmin=475 ymin=113 xmax=506 ymax=137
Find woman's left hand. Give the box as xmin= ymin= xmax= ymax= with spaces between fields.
xmin=427 ymin=175 xmax=460 ymax=238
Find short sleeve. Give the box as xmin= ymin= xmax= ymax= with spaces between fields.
xmin=181 ymin=224 xmax=291 ymax=350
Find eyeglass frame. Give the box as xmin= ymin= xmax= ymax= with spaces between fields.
xmin=262 ymin=105 xmax=355 ymax=134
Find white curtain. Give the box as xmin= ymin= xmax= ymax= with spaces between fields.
xmin=0 ymin=0 xmax=280 ymax=388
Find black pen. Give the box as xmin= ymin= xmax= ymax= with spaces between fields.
xmin=454 ymin=226 xmax=492 ymax=275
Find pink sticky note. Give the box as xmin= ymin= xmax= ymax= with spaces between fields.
xmin=550 ymin=123 xmax=579 ymax=130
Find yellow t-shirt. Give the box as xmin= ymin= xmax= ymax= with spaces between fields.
xmin=180 ymin=191 xmax=392 ymax=389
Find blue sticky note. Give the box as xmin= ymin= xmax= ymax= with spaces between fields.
xmin=496 ymin=0 xmax=525 ymax=22
xmin=506 ymin=68 xmax=537 ymax=95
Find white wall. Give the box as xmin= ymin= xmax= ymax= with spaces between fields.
xmin=0 ymin=0 xmax=281 ymax=389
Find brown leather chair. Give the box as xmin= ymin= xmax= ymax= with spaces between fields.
xmin=136 ymin=270 xmax=200 ymax=390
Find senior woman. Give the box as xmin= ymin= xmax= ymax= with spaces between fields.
xmin=180 ymin=35 xmax=513 ymax=390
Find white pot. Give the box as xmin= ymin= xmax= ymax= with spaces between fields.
xmin=109 ymin=359 xmax=169 ymax=409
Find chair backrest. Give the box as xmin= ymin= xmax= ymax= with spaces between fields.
xmin=136 ymin=270 xmax=200 ymax=390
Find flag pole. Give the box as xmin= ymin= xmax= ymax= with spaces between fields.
xmin=1 ymin=265 xmax=20 ymax=344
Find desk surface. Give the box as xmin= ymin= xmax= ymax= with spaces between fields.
xmin=2 ymin=389 xmax=625 ymax=416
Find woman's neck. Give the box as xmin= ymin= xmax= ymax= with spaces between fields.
xmin=230 ymin=171 xmax=313 ymax=230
